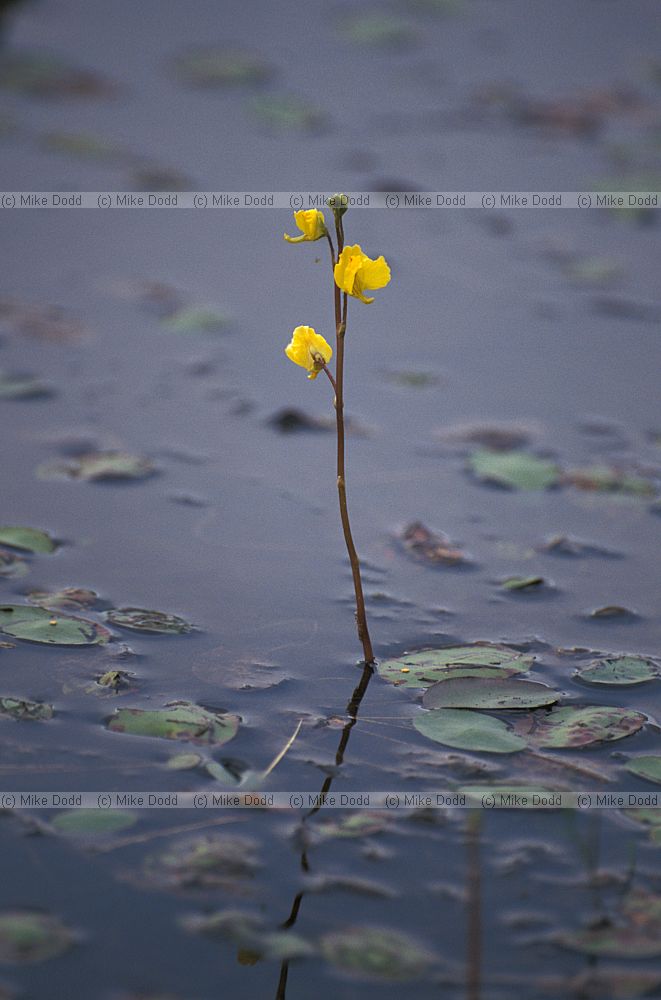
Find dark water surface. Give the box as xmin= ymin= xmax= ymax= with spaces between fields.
xmin=1 ymin=1 xmax=661 ymax=997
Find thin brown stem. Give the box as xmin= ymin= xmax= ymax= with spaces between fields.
xmin=324 ymin=231 xmax=336 ymax=268
xmin=330 ymin=210 xmax=374 ymax=664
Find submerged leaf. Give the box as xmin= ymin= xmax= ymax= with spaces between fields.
xmin=0 ymin=549 xmax=28 ymax=578
xmin=0 ymin=697 xmax=53 ymax=721
xmin=105 ymin=607 xmax=192 ymax=634
xmin=164 ymin=307 xmax=228 ymax=334
xmin=560 ymin=890 xmax=661 ymax=958
xmin=378 ymin=644 xmax=533 ymax=689
xmin=248 ymin=94 xmax=326 ymax=132
xmin=576 ymin=656 xmax=660 ymax=686
xmin=0 ymin=605 xmax=110 ymax=645
xmin=422 ymin=677 xmax=558 ymax=710
xmin=398 ymin=522 xmax=466 ymax=566
xmin=0 ymin=51 xmax=114 ymax=98
xmin=172 ymin=47 xmax=273 ymax=87
xmin=414 ymin=708 xmax=526 ymax=753
xmin=564 ymin=465 xmax=656 ymax=496
xmin=469 ymin=450 xmax=560 ymax=490
xmin=144 ymin=835 xmax=259 ymax=889
xmin=0 ymin=526 xmax=56 ymax=554
xmin=320 ymin=926 xmax=434 ymax=981
xmin=51 ymin=809 xmax=136 ymax=837
xmin=0 ymin=911 xmax=74 ymax=963
xmin=0 ymin=372 xmax=53 ymax=400
xmin=36 ymin=451 xmax=157 ymax=482
xmin=107 ymin=703 xmax=239 ymax=746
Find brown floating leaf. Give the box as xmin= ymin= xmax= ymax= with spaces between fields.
xmin=0 ymin=300 xmax=86 ymax=342
xmin=398 ymin=522 xmax=466 ymax=566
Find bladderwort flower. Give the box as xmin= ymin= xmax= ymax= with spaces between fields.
xmin=285 ymin=325 xmax=333 ymax=380
xmin=333 ymin=244 xmax=391 ymax=304
xmin=283 ymin=209 xmax=327 ymax=243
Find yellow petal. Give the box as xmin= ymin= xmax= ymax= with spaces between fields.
xmin=284 ymin=209 xmax=326 ymax=243
xmin=284 ymin=325 xmax=332 ymax=376
xmin=360 ymin=255 xmax=391 ymax=291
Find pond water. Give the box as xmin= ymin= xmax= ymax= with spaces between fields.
xmin=1 ymin=1 xmax=661 ymax=997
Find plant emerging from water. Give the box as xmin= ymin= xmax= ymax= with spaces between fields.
xmin=283 ymin=196 xmax=391 ymax=664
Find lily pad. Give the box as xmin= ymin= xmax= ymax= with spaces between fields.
xmin=500 ymin=575 xmax=545 ymax=592
xmin=51 ymin=809 xmax=136 ymax=837
xmin=0 ymin=697 xmax=53 ymax=721
xmin=144 ymin=835 xmax=259 ymax=889
xmin=181 ymin=909 xmax=313 ymax=960
xmin=106 ymin=702 xmax=239 ymax=746
xmin=0 ymin=372 xmax=53 ymax=400
xmin=163 ymin=308 xmax=228 ymax=334
xmin=166 ymin=753 xmax=202 ymax=771
xmin=248 ymin=94 xmax=326 ymax=132
xmin=625 ymin=757 xmax=661 ymax=786
xmin=27 ymin=588 xmax=99 ymax=612
xmin=422 ymin=677 xmax=559 ymax=710
xmin=36 ymin=451 xmax=156 ymax=482
xmin=469 ymin=450 xmax=560 ymax=490
xmin=0 ymin=549 xmax=28 ymax=578
xmin=0 ymin=605 xmax=110 ymax=645
xmin=172 ymin=47 xmax=273 ymax=87
xmin=414 ymin=709 xmax=526 ymax=753
xmin=315 ymin=812 xmax=390 ymax=839
xmin=0 ymin=911 xmax=74 ymax=963
xmin=564 ymin=465 xmax=655 ymax=496
xmin=532 ymin=706 xmax=646 ymax=749
xmin=320 ymin=926 xmax=434 ymax=981
xmin=0 ymin=527 xmax=56 ymax=554
xmin=105 ymin=607 xmax=192 ymax=634
xmin=378 ymin=644 xmax=533 ymax=688
xmin=560 ymin=890 xmax=661 ymax=958
xmin=576 ymin=656 xmax=660 ymax=686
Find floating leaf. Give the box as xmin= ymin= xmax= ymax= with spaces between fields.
xmin=0 ymin=527 xmax=56 ymax=554
xmin=422 ymin=677 xmax=558 ymax=710
xmin=398 ymin=522 xmax=466 ymax=566
xmin=500 ymin=575 xmax=545 ymax=592
xmin=378 ymin=644 xmax=533 ymax=689
xmin=625 ymin=810 xmax=661 ymax=844
xmin=560 ymin=890 xmax=661 ymax=958
xmin=382 ymin=370 xmax=440 ymax=388
xmin=531 ymin=706 xmax=646 ymax=749
xmin=166 ymin=753 xmax=202 ymax=771
xmin=105 ymin=607 xmax=192 ymax=634
xmin=0 ymin=300 xmax=85 ymax=342
xmin=172 ymin=47 xmax=273 ymax=87
xmin=590 ymin=605 xmax=637 ymax=620
xmin=0 ymin=697 xmax=53 ymax=721
xmin=320 ymin=926 xmax=433 ymax=981
xmin=0 ymin=372 xmax=53 ymax=400
xmin=107 ymin=702 xmax=239 ymax=746
xmin=338 ymin=14 xmax=416 ymax=47
xmin=143 ymin=835 xmax=259 ymax=890
xmin=164 ymin=307 xmax=228 ymax=334
xmin=576 ymin=656 xmax=659 ymax=686
xmin=469 ymin=450 xmax=560 ymax=490
xmin=438 ymin=421 xmax=535 ymax=451
xmin=0 ymin=605 xmax=110 ymax=645
xmin=0 ymin=549 xmax=28 ymax=578
xmin=27 ymin=588 xmax=99 ymax=612
xmin=414 ymin=709 xmax=526 ymax=753
xmin=625 ymin=757 xmax=661 ymax=786
xmin=540 ymin=534 xmax=618 ymax=558
xmin=315 ymin=813 xmax=390 ymax=840
xmin=564 ymin=465 xmax=655 ymax=496
xmin=51 ymin=809 xmax=136 ymax=837
xmin=248 ymin=94 xmax=326 ymax=132
xmin=181 ymin=909 xmax=313 ymax=960
xmin=0 ymin=51 xmax=114 ymax=99
xmin=0 ymin=911 xmax=74 ymax=963
xmin=36 ymin=451 xmax=156 ymax=482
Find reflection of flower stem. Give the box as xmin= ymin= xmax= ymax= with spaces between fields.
xmin=466 ymin=811 xmax=482 ymax=1000
xmin=328 ymin=211 xmax=374 ymax=666
xmin=274 ymin=660 xmax=375 ymax=999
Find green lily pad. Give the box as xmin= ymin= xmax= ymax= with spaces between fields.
xmin=0 ymin=527 xmax=56 ymax=554
xmin=378 ymin=644 xmax=533 ymax=688
xmin=422 ymin=677 xmax=559 ymax=710
xmin=0 ymin=697 xmax=53 ymax=721
xmin=469 ymin=450 xmax=560 ymax=490
xmin=0 ymin=372 xmax=52 ymax=400
xmin=500 ymin=575 xmax=545 ymax=592
xmin=565 ymin=465 xmax=656 ymax=496
xmin=459 ymin=785 xmax=559 ymax=803
xmin=181 ymin=909 xmax=313 ymax=960
xmin=0 ymin=911 xmax=75 ymax=963
xmin=105 ymin=607 xmax=192 ymax=634
xmin=625 ymin=757 xmax=661 ymax=786
xmin=315 ymin=812 xmax=390 ymax=839
xmin=107 ymin=702 xmax=239 ymax=746
xmin=0 ymin=605 xmax=111 ymax=645
xmin=0 ymin=549 xmax=28 ymax=578
xmin=36 ymin=451 xmax=157 ymax=482
xmin=320 ymin=926 xmax=434 ymax=981
xmin=51 ymin=809 xmax=136 ymax=837
xmin=164 ymin=307 xmax=228 ymax=334
xmin=414 ymin=708 xmax=526 ymax=753
xmin=166 ymin=753 xmax=203 ymax=771
xmin=560 ymin=890 xmax=661 ymax=958
xmin=576 ymin=656 xmax=660 ymax=686
xmin=532 ymin=706 xmax=646 ymax=749
xmin=248 ymin=94 xmax=326 ymax=132
xmin=172 ymin=47 xmax=273 ymax=87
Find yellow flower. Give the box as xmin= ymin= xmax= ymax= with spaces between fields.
xmin=334 ymin=244 xmax=391 ymax=304
xmin=285 ymin=325 xmax=332 ymax=380
xmin=283 ymin=209 xmax=327 ymax=243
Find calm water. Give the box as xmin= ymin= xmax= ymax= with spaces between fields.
xmin=1 ymin=1 xmax=661 ymax=997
